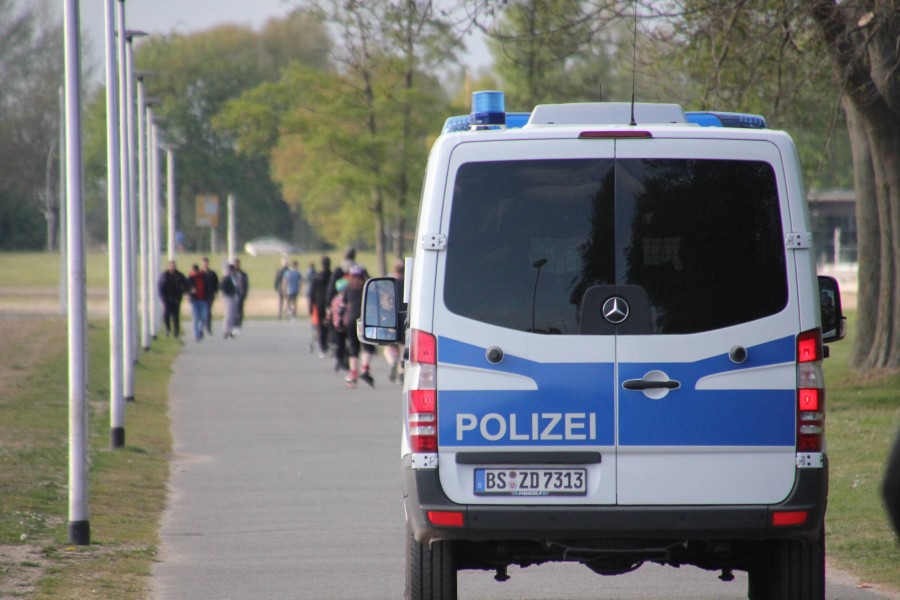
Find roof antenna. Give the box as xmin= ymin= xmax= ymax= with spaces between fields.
xmin=629 ymin=0 xmax=638 ymax=126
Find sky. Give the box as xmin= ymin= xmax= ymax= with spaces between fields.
xmin=76 ymin=0 xmax=490 ymax=74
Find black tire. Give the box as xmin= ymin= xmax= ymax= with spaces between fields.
xmin=405 ymin=524 xmax=457 ymax=600
xmin=748 ymin=527 xmax=825 ymax=600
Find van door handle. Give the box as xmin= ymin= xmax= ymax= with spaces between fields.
xmin=623 ymin=379 xmax=680 ymax=391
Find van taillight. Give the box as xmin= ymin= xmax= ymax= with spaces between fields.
xmin=797 ymin=329 xmax=825 ymax=452
xmin=408 ymin=329 xmax=438 ymax=453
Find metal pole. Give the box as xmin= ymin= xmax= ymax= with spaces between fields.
xmin=125 ymin=33 xmax=145 ymax=367
xmin=104 ymin=0 xmax=125 ymax=449
xmin=150 ymin=124 xmax=163 ymax=339
xmin=120 ymin=25 xmax=144 ymax=401
xmin=227 ymin=193 xmax=236 ymax=264
xmin=58 ymin=86 xmax=67 ymax=317
xmin=166 ymin=147 xmax=175 ymax=261
xmin=63 ymin=0 xmax=90 ymax=546
xmin=117 ymin=6 xmax=132 ymax=399
xmin=137 ymin=79 xmax=150 ymax=351
xmin=147 ymin=119 xmax=159 ymax=340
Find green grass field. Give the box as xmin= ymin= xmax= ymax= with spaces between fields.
xmin=0 ymin=252 xmax=898 ymax=598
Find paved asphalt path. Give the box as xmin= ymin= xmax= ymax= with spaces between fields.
xmin=150 ymin=319 xmax=897 ymax=600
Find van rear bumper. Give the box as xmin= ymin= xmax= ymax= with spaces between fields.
xmin=402 ymin=455 xmax=827 ymax=545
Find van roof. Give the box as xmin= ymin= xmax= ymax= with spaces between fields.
xmin=442 ymin=95 xmax=769 ymax=134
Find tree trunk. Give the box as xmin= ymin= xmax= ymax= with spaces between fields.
xmin=808 ymin=1 xmax=900 ymax=369
xmin=843 ymin=98 xmax=879 ymax=367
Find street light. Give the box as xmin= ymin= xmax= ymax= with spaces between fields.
xmin=159 ymin=142 xmax=178 ymax=261
xmin=105 ymin=0 xmax=124 ymax=449
xmin=135 ymin=75 xmax=155 ymax=351
xmin=120 ymin=25 xmax=147 ymax=401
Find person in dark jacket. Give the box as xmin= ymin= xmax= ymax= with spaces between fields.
xmin=885 ymin=428 xmax=900 ymax=539
xmin=201 ymin=257 xmax=219 ymax=335
xmin=309 ymin=255 xmax=333 ymax=357
xmin=158 ymin=260 xmax=187 ymax=338
xmin=234 ymin=258 xmax=250 ymax=332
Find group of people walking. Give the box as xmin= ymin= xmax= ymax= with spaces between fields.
xmin=158 ymin=257 xmax=249 ymax=341
xmin=157 ymin=249 xmax=403 ymax=390
xmin=307 ymin=248 xmax=404 ymax=389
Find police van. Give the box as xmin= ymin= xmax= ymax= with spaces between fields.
xmin=359 ymin=91 xmax=846 ymax=600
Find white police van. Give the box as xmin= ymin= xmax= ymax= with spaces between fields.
xmin=360 ymin=91 xmax=846 ymax=600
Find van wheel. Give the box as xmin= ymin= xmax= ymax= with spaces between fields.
xmin=405 ymin=525 xmax=457 ymax=600
xmin=747 ymin=528 xmax=825 ymax=600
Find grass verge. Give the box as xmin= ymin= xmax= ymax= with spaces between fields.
xmin=823 ymin=314 xmax=900 ymax=591
xmin=0 ymin=316 xmax=180 ymax=599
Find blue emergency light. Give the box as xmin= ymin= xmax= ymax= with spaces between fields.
xmin=441 ymin=91 xmax=533 ymax=134
xmin=685 ymin=111 xmax=768 ymax=129
xmin=471 ymin=91 xmax=506 ymax=126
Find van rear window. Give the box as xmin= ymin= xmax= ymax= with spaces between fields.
xmin=443 ymin=158 xmax=788 ymax=335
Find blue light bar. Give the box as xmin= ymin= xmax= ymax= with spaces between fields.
xmin=685 ymin=111 xmax=768 ymax=129
xmin=471 ymin=91 xmax=505 ymax=127
xmin=441 ymin=115 xmax=471 ymax=134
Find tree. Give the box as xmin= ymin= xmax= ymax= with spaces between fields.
xmin=644 ymin=1 xmax=851 ymax=189
xmin=806 ymin=2 xmax=900 ymax=369
xmin=0 ymin=0 xmax=64 ymax=251
xmin=484 ymin=0 xmax=628 ymax=108
xmin=218 ymin=1 xmax=457 ymax=274
xmin=80 ymin=11 xmax=333 ymax=252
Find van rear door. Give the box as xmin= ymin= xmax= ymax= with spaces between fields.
xmin=432 ymin=139 xmax=618 ymax=506
xmin=613 ymin=138 xmax=799 ymax=505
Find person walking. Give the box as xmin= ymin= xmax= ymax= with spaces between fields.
xmin=284 ymin=261 xmax=302 ymax=319
xmin=310 ymin=255 xmax=333 ymax=358
xmin=220 ymin=263 xmax=240 ymax=339
xmin=187 ymin=264 xmax=210 ymax=341
xmin=885 ymin=429 xmax=900 ymax=538
xmin=234 ymin=259 xmax=249 ymax=333
xmin=383 ymin=259 xmax=405 ymax=384
xmin=330 ymin=277 xmax=349 ymax=372
xmin=305 ymin=261 xmax=317 ymax=316
xmin=327 ymin=247 xmax=357 ymax=305
xmin=343 ymin=265 xmax=375 ymax=388
xmin=158 ymin=260 xmax=187 ymax=339
xmin=274 ymin=258 xmax=290 ymax=320
xmin=201 ymin=257 xmax=219 ymax=335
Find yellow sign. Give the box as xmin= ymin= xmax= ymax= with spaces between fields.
xmin=196 ymin=194 xmax=219 ymax=228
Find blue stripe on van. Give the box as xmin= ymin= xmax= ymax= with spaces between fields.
xmin=436 ymin=337 xmax=615 ymax=447
xmin=436 ymin=336 xmax=797 ymax=448
xmin=618 ymin=335 xmax=796 ymax=447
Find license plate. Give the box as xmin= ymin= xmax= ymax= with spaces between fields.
xmin=474 ymin=468 xmax=587 ymax=496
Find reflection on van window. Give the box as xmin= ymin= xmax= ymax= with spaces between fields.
xmin=444 ymin=158 xmax=788 ymax=335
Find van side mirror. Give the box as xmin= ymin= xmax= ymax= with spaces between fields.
xmin=359 ymin=277 xmax=401 ymax=345
xmin=818 ymin=275 xmax=846 ymax=344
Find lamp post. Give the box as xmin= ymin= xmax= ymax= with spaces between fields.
xmin=160 ymin=143 xmax=177 ymax=261
xmin=148 ymin=116 xmax=164 ymax=338
xmin=135 ymin=76 xmax=152 ymax=352
xmin=120 ymin=26 xmax=146 ymax=401
xmin=104 ymin=0 xmax=124 ymax=449
xmin=64 ymin=0 xmax=89 ymax=546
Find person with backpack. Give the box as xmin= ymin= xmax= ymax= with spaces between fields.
xmin=330 ymin=276 xmax=349 ymax=372
xmin=342 ymin=265 xmax=375 ymax=388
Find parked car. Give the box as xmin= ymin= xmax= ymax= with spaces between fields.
xmin=243 ymin=237 xmax=298 ymax=257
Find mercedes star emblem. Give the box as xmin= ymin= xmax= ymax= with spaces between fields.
xmin=602 ymin=296 xmax=629 ymax=324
